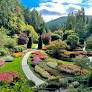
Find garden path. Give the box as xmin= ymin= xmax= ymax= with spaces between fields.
xmin=22 ymin=50 xmax=45 ymax=86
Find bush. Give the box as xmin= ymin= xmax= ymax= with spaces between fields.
xmin=0 ymin=48 xmax=9 ymax=56
xmin=51 ymin=34 xmax=61 ymax=41
xmin=35 ymin=65 xmax=51 ymax=79
xmin=47 ymin=40 xmax=68 ymax=51
xmin=18 ymin=33 xmax=28 ymax=45
xmin=86 ymin=35 xmax=92 ymax=51
xmin=3 ymin=56 xmax=14 ymax=62
xmin=42 ymin=33 xmax=51 ymax=45
xmin=73 ymin=56 xmax=90 ymax=69
xmin=54 ymin=30 xmax=63 ymax=39
xmin=5 ymin=37 xmax=17 ymax=49
xmin=67 ymin=35 xmax=79 ymax=50
xmin=14 ymin=45 xmax=26 ymax=52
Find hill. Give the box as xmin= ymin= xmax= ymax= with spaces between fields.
xmin=47 ymin=16 xmax=92 ymax=32
xmin=46 ymin=16 xmax=67 ymax=32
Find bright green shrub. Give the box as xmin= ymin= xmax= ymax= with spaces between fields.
xmin=35 ymin=65 xmax=51 ymax=79
xmin=14 ymin=45 xmax=26 ymax=52
xmin=0 ymin=48 xmax=9 ymax=56
xmin=47 ymin=40 xmax=68 ymax=51
xmin=67 ymin=35 xmax=79 ymax=50
xmin=73 ymin=56 xmax=90 ymax=69
xmin=5 ymin=37 xmax=17 ymax=49
xmin=47 ymin=62 xmax=58 ymax=69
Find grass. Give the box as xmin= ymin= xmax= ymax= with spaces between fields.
xmin=0 ymin=57 xmax=25 ymax=78
xmin=32 ymin=44 xmax=37 ymax=49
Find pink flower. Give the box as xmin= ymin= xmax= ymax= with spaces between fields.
xmin=0 ymin=60 xmax=5 ymax=67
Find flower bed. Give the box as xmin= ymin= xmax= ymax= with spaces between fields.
xmin=0 ymin=60 xmax=5 ymax=67
xmin=12 ymin=52 xmax=23 ymax=58
xmin=0 ymin=72 xmax=18 ymax=83
xmin=31 ymin=51 xmax=48 ymax=64
xmin=58 ymin=64 xmax=88 ymax=76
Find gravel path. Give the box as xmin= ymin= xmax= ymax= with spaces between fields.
xmin=22 ymin=51 xmax=45 ymax=86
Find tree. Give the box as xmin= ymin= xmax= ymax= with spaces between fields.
xmin=38 ymin=35 xmax=43 ymax=49
xmin=27 ymin=36 xmax=32 ymax=49
xmin=24 ymin=9 xmax=48 ymax=34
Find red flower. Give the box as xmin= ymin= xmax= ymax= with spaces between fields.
xmin=0 ymin=72 xmax=18 ymax=83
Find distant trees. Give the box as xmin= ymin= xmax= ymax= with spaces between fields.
xmin=24 ymin=9 xmax=48 ymax=34
xmin=66 ymin=8 xmax=90 ymax=40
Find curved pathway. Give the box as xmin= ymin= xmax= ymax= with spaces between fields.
xmin=22 ymin=51 xmax=45 ymax=86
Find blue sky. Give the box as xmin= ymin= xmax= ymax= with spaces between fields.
xmin=22 ymin=0 xmax=92 ymax=22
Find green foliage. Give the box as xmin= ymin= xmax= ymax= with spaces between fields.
xmin=14 ymin=45 xmax=26 ymax=52
xmin=51 ymin=34 xmax=61 ymax=41
xmin=5 ymin=37 xmax=17 ymax=49
xmin=0 ymin=48 xmax=9 ymax=56
xmin=67 ymin=35 xmax=79 ymax=50
xmin=73 ymin=56 xmax=90 ymax=69
xmin=3 ymin=55 xmax=14 ymax=62
xmin=0 ymin=29 xmax=7 ymax=48
xmin=47 ymin=16 xmax=67 ymax=32
xmin=35 ymin=65 xmax=51 ymax=79
xmin=0 ymin=0 xmax=24 ymax=36
xmin=24 ymin=9 xmax=48 ymax=34
xmin=47 ymin=40 xmax=68 ymax=51
xmin=86 ymin=35 xmax=92 ymax=51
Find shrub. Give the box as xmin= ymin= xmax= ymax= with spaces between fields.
xmin=42 ymin=33 xmax=51 ymax=45
xmin=73 ymin=56 xmax=90 ymax=69
xmin=18 ymin=33 xmax=28 ymax=45
xmin=47 ymin=62 xmax=58 ymax=69
xmin=35 ymin=65 xmax=51 ymax=79
xmin=58 ymin=64 xmax=88 ymax=76
xmin=0 ymin=48 xmax=9 ymax=56
xmin=5 ymin=37 xmax=17 ymax=49
xmin=54 ymin=31 xmax=63 ymax=39
xmin=14 ymin=45 xmax=26 ymax=52
xmin=3 ymin=56 xmax=14 ymax=62
xmin=86 ymin=35 xmax=92 ymax=51
xmin=67 ymin=35 xmax=79 ymax=50
xmin=46 ymin=40 xmax=68 ymax=51
xmin=38 ymin=35 xmax=43 ymax=49
xmin=51 ymin=34 xmax=61 ymax=41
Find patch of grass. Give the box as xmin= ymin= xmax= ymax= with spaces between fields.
xmin=0 ymin=57 xmax=25 ymax=78
xmin=32 ymin=44 xmax=37 ymax=49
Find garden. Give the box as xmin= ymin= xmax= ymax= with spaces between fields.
xmin=0 ymin=0 xmax=92 ymax=92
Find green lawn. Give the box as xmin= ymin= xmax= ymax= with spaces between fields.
xmin=32 ymin=44 xmax=37 ymax=49
xmin=0 ymin=57 xmax=25 ymax=78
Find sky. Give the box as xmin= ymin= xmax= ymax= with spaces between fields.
xmin=22 ymin=0 xmax=92 ymax=22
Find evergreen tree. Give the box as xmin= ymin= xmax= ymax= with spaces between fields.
xmin=38 ymin=35 xmax=43 ymax=49
xmin=27 ymin=36 xmax=33 ymax=49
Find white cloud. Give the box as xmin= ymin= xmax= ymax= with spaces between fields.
xmin=32 ymin=0 xmax=92 ymax=22
xmin=85 ymin=7 xmax=92 ymax=15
